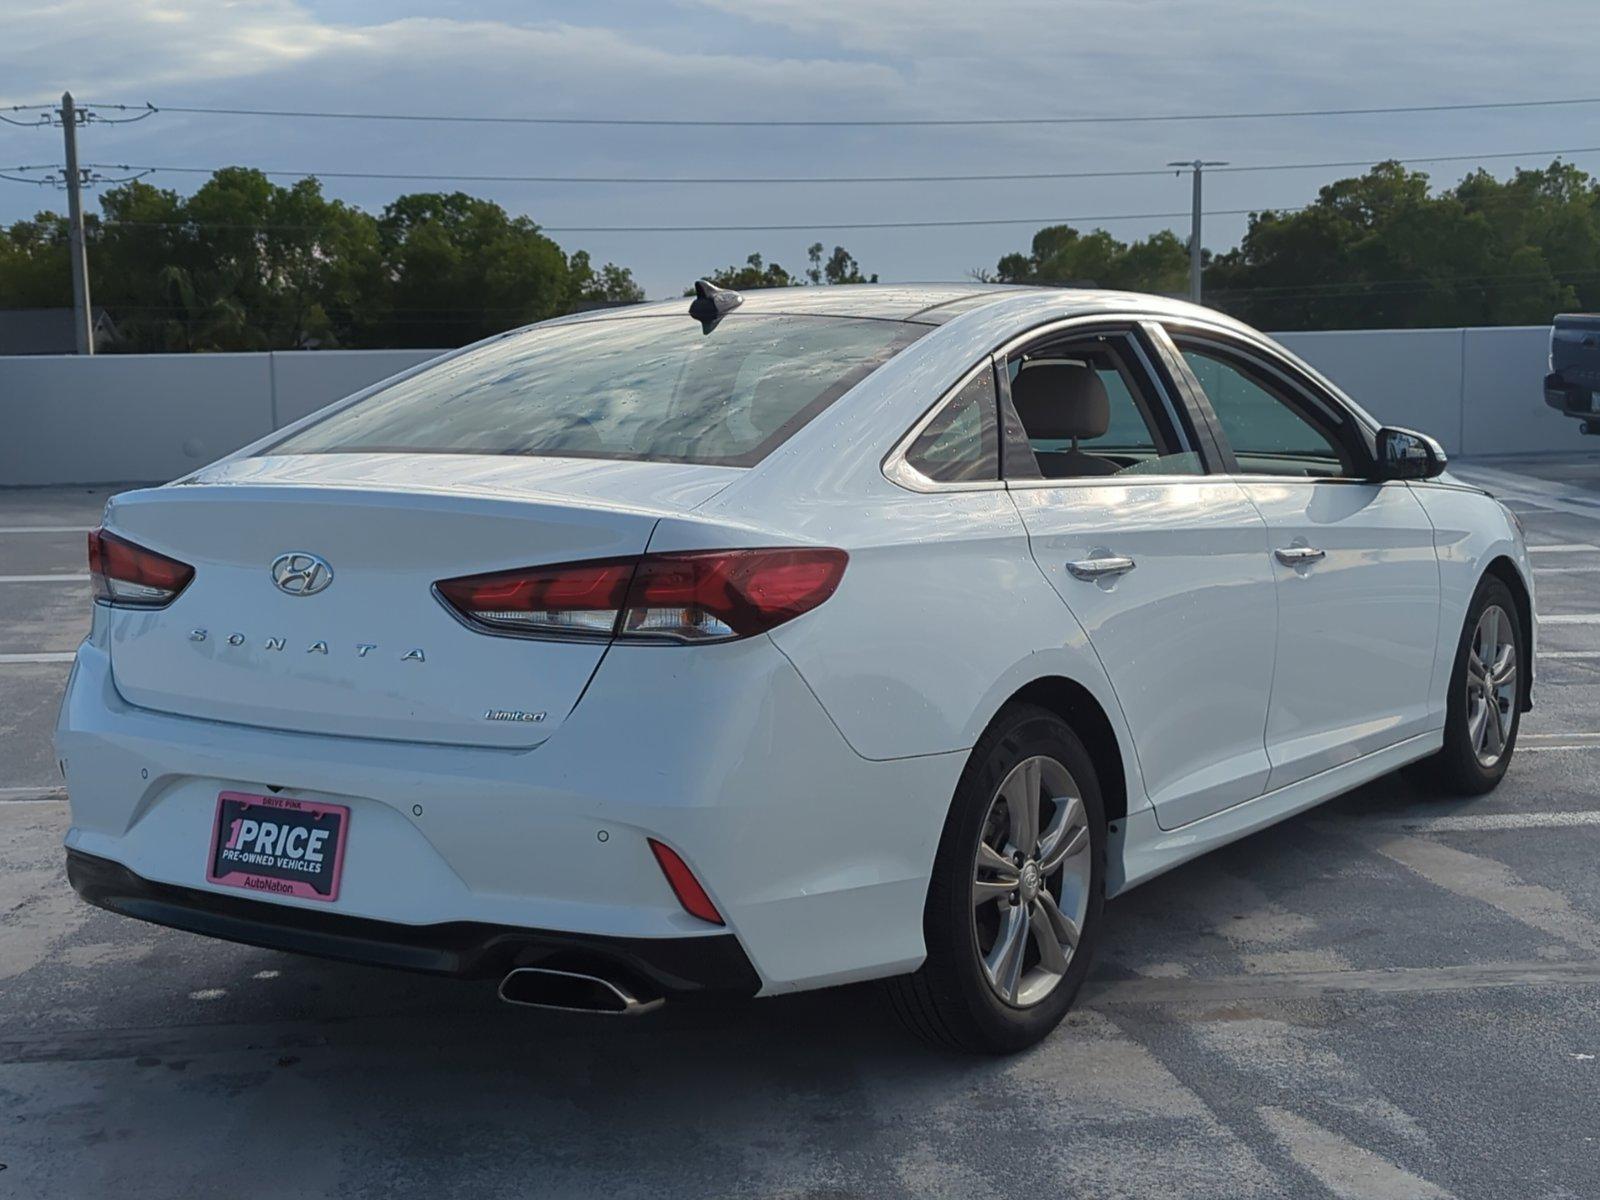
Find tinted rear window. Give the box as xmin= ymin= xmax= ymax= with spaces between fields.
xmin=269 ymin=314 xmax=926 ymax=467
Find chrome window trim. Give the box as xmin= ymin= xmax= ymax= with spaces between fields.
xmin=884 ymin=311 xmax=1224 ymax=494
xmin=1003 ymin=474 xmax=1235 ymax=491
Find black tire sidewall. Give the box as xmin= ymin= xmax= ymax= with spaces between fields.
xmin=921 ymin=704 xmax=1107 ymax=1053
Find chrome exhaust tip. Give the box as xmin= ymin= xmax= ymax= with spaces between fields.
xmin=497 ymin=966 xmax=664 ymax=1016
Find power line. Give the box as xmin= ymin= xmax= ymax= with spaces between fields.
xmin=53 ymin=144 xmax=1600 ymax=188
xmin=82 ymin=95 xmax=1600 ymax=128
xmin=90 ymin=206 xmax=1309 ymax=234
xmin=2 ymin=101 xmax=155 ymax=128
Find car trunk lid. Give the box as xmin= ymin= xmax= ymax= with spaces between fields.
xmin=102 ymin=453 xmax=739 ymax=748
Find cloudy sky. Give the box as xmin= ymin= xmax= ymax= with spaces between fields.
xmin=4 ymin=0 xmax=1600 ymax=298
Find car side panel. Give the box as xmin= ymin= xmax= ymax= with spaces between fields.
xmin=1009 ymin=478 xmax=1280 ymax=830
xmin=653 ymin=492 xmax=1142 ymax=779
xmin=1242 ymin=479 xmax=1443 ymax=792
xmin=1406 ymin=480 xmax=1537 ymax=716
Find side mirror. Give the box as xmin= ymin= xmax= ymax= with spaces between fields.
xmin=1374 ymin=427 xmax=1447 ymax=481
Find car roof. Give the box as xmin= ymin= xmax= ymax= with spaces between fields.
xmin=564 ymin=283 xmax=1244 ymax=328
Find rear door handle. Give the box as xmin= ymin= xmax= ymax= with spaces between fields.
xmin=1066 ymin=554 xmax=1136 ymax=581
xmin=1275 ymin=546 xmax=1327 ymax=566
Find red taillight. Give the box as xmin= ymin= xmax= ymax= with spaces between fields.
xmin=435 ymin=548 xmax=846 ymax=643
xmin=87 ymin=528 xmax=194 ymax=608
xmin=434 ymin=559 xmax=635 ymax=638
xmin=648 ymin=838 xmax=723 ymax=925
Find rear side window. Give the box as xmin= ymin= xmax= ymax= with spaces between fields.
xmin=903 ymin=366 xmax=999 ymax=483
xmin=270 ymin=314 xmax=925 ymax=468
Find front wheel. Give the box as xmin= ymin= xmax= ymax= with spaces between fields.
xmin=886 ymin=704 xmax=1106 ymax=1054
xmin=1410 ymin=576 xmax=1525 ymax=796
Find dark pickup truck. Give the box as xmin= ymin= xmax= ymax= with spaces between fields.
xmin=1546 ymin=313 xmax=1600 ymax=435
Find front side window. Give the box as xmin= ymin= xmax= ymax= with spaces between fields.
xmin=271 ymin=314 xmax=925 ymax=468
xmin=902 ymin=365 xmax=999 ymax=483
xmin=1176 ymin=341 xmax=1351 ymax=478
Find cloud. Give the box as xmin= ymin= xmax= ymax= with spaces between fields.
xmin=2 ymin=2 xmax=905 ymax=109
xmin=3 ymin=0 xmax=1599 ymax=299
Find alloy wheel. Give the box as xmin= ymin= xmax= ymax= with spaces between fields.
xmin=1466 ymin=604 xmax=1517 ymax=768
xmin=971 ymin=755 xmax=1092 ymax=1008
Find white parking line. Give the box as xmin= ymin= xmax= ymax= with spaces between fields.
xmin=1541 ymin=614 xmax=1600 ymax=625
xmin=0 ymin=652 xmax=77 ymax=664
xmin=0 ymin=526 xmax=92 ymax=534
xmin=1535 ymin=566 xmax=1600 ymax=574
xmin=1520 ymin=732 xmax=1600 ymax=752
xmin=0 ymin=574 xmax=89 ymax=583
xmin=1372 ymin=834 xmax=1600 ymax=954
xmin=1540 ymin=651 xmax=1600 ymax=660
xmin=1528 ymin=544 xmax=1599 ymax=554
xmin=1260 ymin=1107 xmax=1458 ymax=1200
xmin=0 ymin=786 xmax=66 ymax=802
xmin=1086 ymin=959 xmax=1600 ymax=1006
xmin=1388 ymin=810 xmax=1600 ymax=832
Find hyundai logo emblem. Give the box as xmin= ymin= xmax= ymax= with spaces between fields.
xmin=270 ymin=552 xmax=334 ymax=597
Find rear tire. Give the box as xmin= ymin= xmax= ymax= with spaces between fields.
xmin=1408 ymin=576 xmax=1524 ymax=796
xmin=886 ymin=703 xmax=1106 ymax=1054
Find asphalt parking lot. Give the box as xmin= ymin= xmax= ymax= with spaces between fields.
xmin=3 ymin=458 xmax=1599 ymax=1199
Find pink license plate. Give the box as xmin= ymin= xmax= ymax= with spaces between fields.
xmin=207 ymin=791 xmax=350 ymax=902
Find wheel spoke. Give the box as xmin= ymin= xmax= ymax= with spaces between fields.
xmin=1029 ymin=900 xmax=1069 ymax=974
xmin=983 ymin=904 xmax=1029 ymax=1002
xmin=1037 ymin=795 xmax=1083 ymax=867
xmin=1003 ymin=758 xmax=1043 ymax=853
xmin=973 ymin=878 xmax=1015 ymax=908
xmin=1484 ymin=702 xmax=1505 ymax=757
xmin=1468 ymin=700 xmax=1489 ymax=756
xmin=1468 ymin=649 xmax=1488 ymax=683
xmin=973 ymin=841 xmax=1020 ymax=908
xmin=1491 ymin=644 xmax=1517 ymax=688
xmin=1036 ymin=891 xmax=1081 ymax=952
xmin=1039 ymin=824 xmax=1089 ymax=876
xmin=976 ymin=840 xmax=1020 ymax=880
xmin=1481 ymin=608 xmax=1501 ymax=668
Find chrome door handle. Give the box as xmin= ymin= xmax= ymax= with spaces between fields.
xmin=1275 ymin=546 xmax=1327 ymax=566
xmin=1066 ymin=555 xmax=1136 ymax=581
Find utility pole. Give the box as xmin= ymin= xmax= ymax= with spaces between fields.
xmin=1168 ymin=159 xmax=1228 ymax=305
xmin=61 ymin=92 xmax=94 ymax=355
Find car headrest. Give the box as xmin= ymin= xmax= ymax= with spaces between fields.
xmin=1011 ymin=362 xmax=1110 ymax=441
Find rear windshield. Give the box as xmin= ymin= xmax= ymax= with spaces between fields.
xmin=269 ymin=313 xmax=926 ymax=467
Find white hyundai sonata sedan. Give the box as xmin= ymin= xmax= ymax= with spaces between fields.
xmin=57 ymin=283 xmax=1534 ymax=1052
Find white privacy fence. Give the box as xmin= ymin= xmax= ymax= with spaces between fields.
xmin=0 ymin=326 xmax=1587 ymax=487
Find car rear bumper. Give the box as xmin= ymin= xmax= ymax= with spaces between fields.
xmin=1544 ymin=372 xmax=1598 ymax=416
xmin=67 ymin=847 xmax=760 ymax=997
xmin=55 ymin=632 xmax=964 ymax=995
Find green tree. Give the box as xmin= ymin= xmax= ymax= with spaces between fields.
xmin=695 ymin=245 xmax=878 ymax=291
xmin=376 ymin=191 xmax=572 ymax=348
xmin=86 ymin=170 xmax=386 ymax=351
xmin=992 ymin=225 xmax=1190 ymax=293
xmin=806 ymin=242 xmax=877 ymax=285
xmin=1206 ymin=160 xmax=1599 ymax=329
xmin=0 ymin=212 xmax=72 ymax=309
xmin=0 ymin=170 xmax=647 ymax=351
xmin=568 ymin=249 xmax=645 ymax=306
xmin=696 ymin=252 xmax=801 ymax=290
